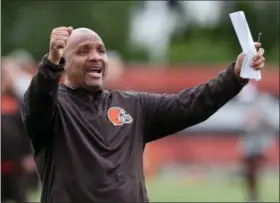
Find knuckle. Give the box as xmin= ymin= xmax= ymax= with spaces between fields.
xmin=61 ymin=31 xmax=70 ymax=36
xmin=57 ymin=26 xmax=67 ymax=30
xmin=52 ymin=26 xmax=67 ymax=33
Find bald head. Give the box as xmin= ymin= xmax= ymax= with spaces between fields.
xmin=70 ymin=28 xmax=102 ymax=42
xmin=64 ymin=28 xmax=103 ymax=56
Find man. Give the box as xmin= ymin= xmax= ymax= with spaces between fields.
xmin=1 ymin=57 xmax=36 ymax=202
xmin=21 ymin=26 xmax=265 ymax=202
xmin=237 ymin=83 xmax=278 ymax=202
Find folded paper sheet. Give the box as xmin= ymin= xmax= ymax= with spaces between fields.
xmin=230 ymin=11 xmax=261 ymax=81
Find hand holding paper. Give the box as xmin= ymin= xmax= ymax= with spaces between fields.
xmin=230 ymin=11 xmax=263 ymax=81
xmin=234 ymin=43 xmax=265 ymax=77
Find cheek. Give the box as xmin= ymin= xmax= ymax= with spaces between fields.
xmin=66 ymin=56 xmax=84 ymax=70
xmin=103 ymin=61 xmax=109 ymax=74
xmin=66 ymin=65 xmax=84 ymax=82
xmin=67 ymin=59 xmax=82 ymax=73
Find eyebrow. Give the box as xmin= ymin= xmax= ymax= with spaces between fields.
xmin=77 ymin=42 xmax=105 ymax=50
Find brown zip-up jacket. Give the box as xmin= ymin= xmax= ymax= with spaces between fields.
xmin=21 ymin=55 xmax=248 ymax=202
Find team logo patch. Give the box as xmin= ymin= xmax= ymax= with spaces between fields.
xmin=107 ymin=107 xmax=133 ymax=126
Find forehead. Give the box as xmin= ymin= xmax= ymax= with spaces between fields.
xmin=67 ymin=29 xmax=104 ymax=49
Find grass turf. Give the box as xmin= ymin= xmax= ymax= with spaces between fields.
xmin=146 ymin=172 xmax=279 ymax=202
xmin=28 ymin=171 xmax=279 ymax=202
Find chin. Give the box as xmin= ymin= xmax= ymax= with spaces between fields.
xmin=84 ymin=81 xmax=103 ymax=91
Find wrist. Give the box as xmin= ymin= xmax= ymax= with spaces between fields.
xmin=233 ymin=62 xmax=241 ymax=77
xmin=43 ymin=54 xmax=66 ymax=72
xmin=230 ymin=63 xmax=249 ymax=85
xmin=48 ymin=53 xmax=61 ymax=65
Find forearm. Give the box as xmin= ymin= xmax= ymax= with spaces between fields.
xmin=180 ymin=63 xmax=248 ymax=123
xmin=21 ymin=55 xmax=65 ymax=140
xmin=142 ymin=63 xmax=249 ymax=143
xmin=24 ymin=55 xmax=64 ymax=110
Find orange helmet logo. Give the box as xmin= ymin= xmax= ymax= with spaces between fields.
xmin=107 ymin=107 xmax=133 ymax=126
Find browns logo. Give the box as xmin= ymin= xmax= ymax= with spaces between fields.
xmin=107 ymin=107 xmax=133 ymax=126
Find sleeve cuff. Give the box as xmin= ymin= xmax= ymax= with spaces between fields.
xmin=227 ymin=63 xmax=249 ymax=86
xmin=42 ymin=54 xmax=66 ymax=72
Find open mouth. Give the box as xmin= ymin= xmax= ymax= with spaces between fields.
xmin=86 ymin=67 xmax=102 ymax=74
xmin=85 ymin=66 xmax=103 ymax=78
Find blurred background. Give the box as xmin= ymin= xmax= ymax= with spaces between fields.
xmin=1 ymin=0 xmax=279 ymax=202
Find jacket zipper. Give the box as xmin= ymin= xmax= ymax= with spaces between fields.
xmin=89 ymin=96 xmax=101 ymax=116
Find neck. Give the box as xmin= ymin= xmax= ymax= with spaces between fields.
xmin=64 ymin=77 xmax=78 ymax=89
xmin=63 ymin=79 xmax=103 ymax=95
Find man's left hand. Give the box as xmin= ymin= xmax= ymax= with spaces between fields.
xmin=234 ymin=42 xmax=265 ymax=77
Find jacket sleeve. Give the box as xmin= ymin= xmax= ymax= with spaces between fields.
xmin=139 ymin=64 xmax=249 ymax=143
xmin=21 ymin=55 xmax=65 ymax=152
xmin=15 ymin=111 xmax=33 ymax=157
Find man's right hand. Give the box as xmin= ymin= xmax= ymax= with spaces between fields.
xmin=48 ymin=26 xmax=73 ymax=65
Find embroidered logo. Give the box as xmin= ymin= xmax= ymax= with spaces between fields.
xmin=107 ymin=107 xmax=133 ymax=126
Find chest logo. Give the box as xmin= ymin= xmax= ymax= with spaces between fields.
xmin=107 ymin=107 xmax=133 ymax=126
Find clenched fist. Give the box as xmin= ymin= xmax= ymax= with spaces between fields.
xmin=48 ymin=26 xmax=73 ymax=65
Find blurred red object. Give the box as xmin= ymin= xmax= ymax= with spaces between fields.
xmin=118 ymin=64 xmax=279 ymax=96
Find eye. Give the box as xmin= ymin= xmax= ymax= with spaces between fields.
xmin=77 ymin=46 xmax=89 ymax=55
xmin=98 ymin=48 xmax=105 ymax=54
xmin=77 ymin=49 xmax=88 ymax=55
xmin=97 ymin=45 xmax=106 ymax=54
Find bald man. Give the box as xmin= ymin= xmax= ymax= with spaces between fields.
xmin=21 ymin=26 xmax=265 ymax=202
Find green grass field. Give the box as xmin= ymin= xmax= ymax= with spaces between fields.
xmin=29 ymin=169 xmax=279 ymax=202
xmin=146 ymin=172 xmax=279 ymax=202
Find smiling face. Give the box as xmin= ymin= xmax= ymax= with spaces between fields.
xmin=63 ymin=28 xmax=108 ymax=91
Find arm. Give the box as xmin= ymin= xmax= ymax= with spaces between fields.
xmin=21 ymin=26 xmax=72 ymax=153
xmin=140 ymin=64 xmax=249 ymax=143
xmin=21 ymin=55 xmax=65 ymax=151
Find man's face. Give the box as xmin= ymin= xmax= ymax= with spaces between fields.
xmin=64 ymin=29 xmax=108 ymax=90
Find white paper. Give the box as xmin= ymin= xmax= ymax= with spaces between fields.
xmin=229 ymin=11 xmax=261 ymax=81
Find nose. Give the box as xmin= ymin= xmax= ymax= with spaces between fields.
xmin=88 ymin=49 xmax=101 ymax=62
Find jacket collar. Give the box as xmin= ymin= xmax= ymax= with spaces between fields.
xmin=59 ymin=84 xmax=104 ymax=101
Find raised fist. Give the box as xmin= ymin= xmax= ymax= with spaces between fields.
xmin=48 ymin=26 xmax=73 ymax=64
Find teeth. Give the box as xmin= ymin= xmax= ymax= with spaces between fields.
xmin=87 ymin=67 xmax=102 ymax=73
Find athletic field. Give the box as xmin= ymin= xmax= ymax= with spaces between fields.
xmin=146 ymin=170 xmax=279 ymax=202
xmin=28 ymin=167 xmax=279 ymax=202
